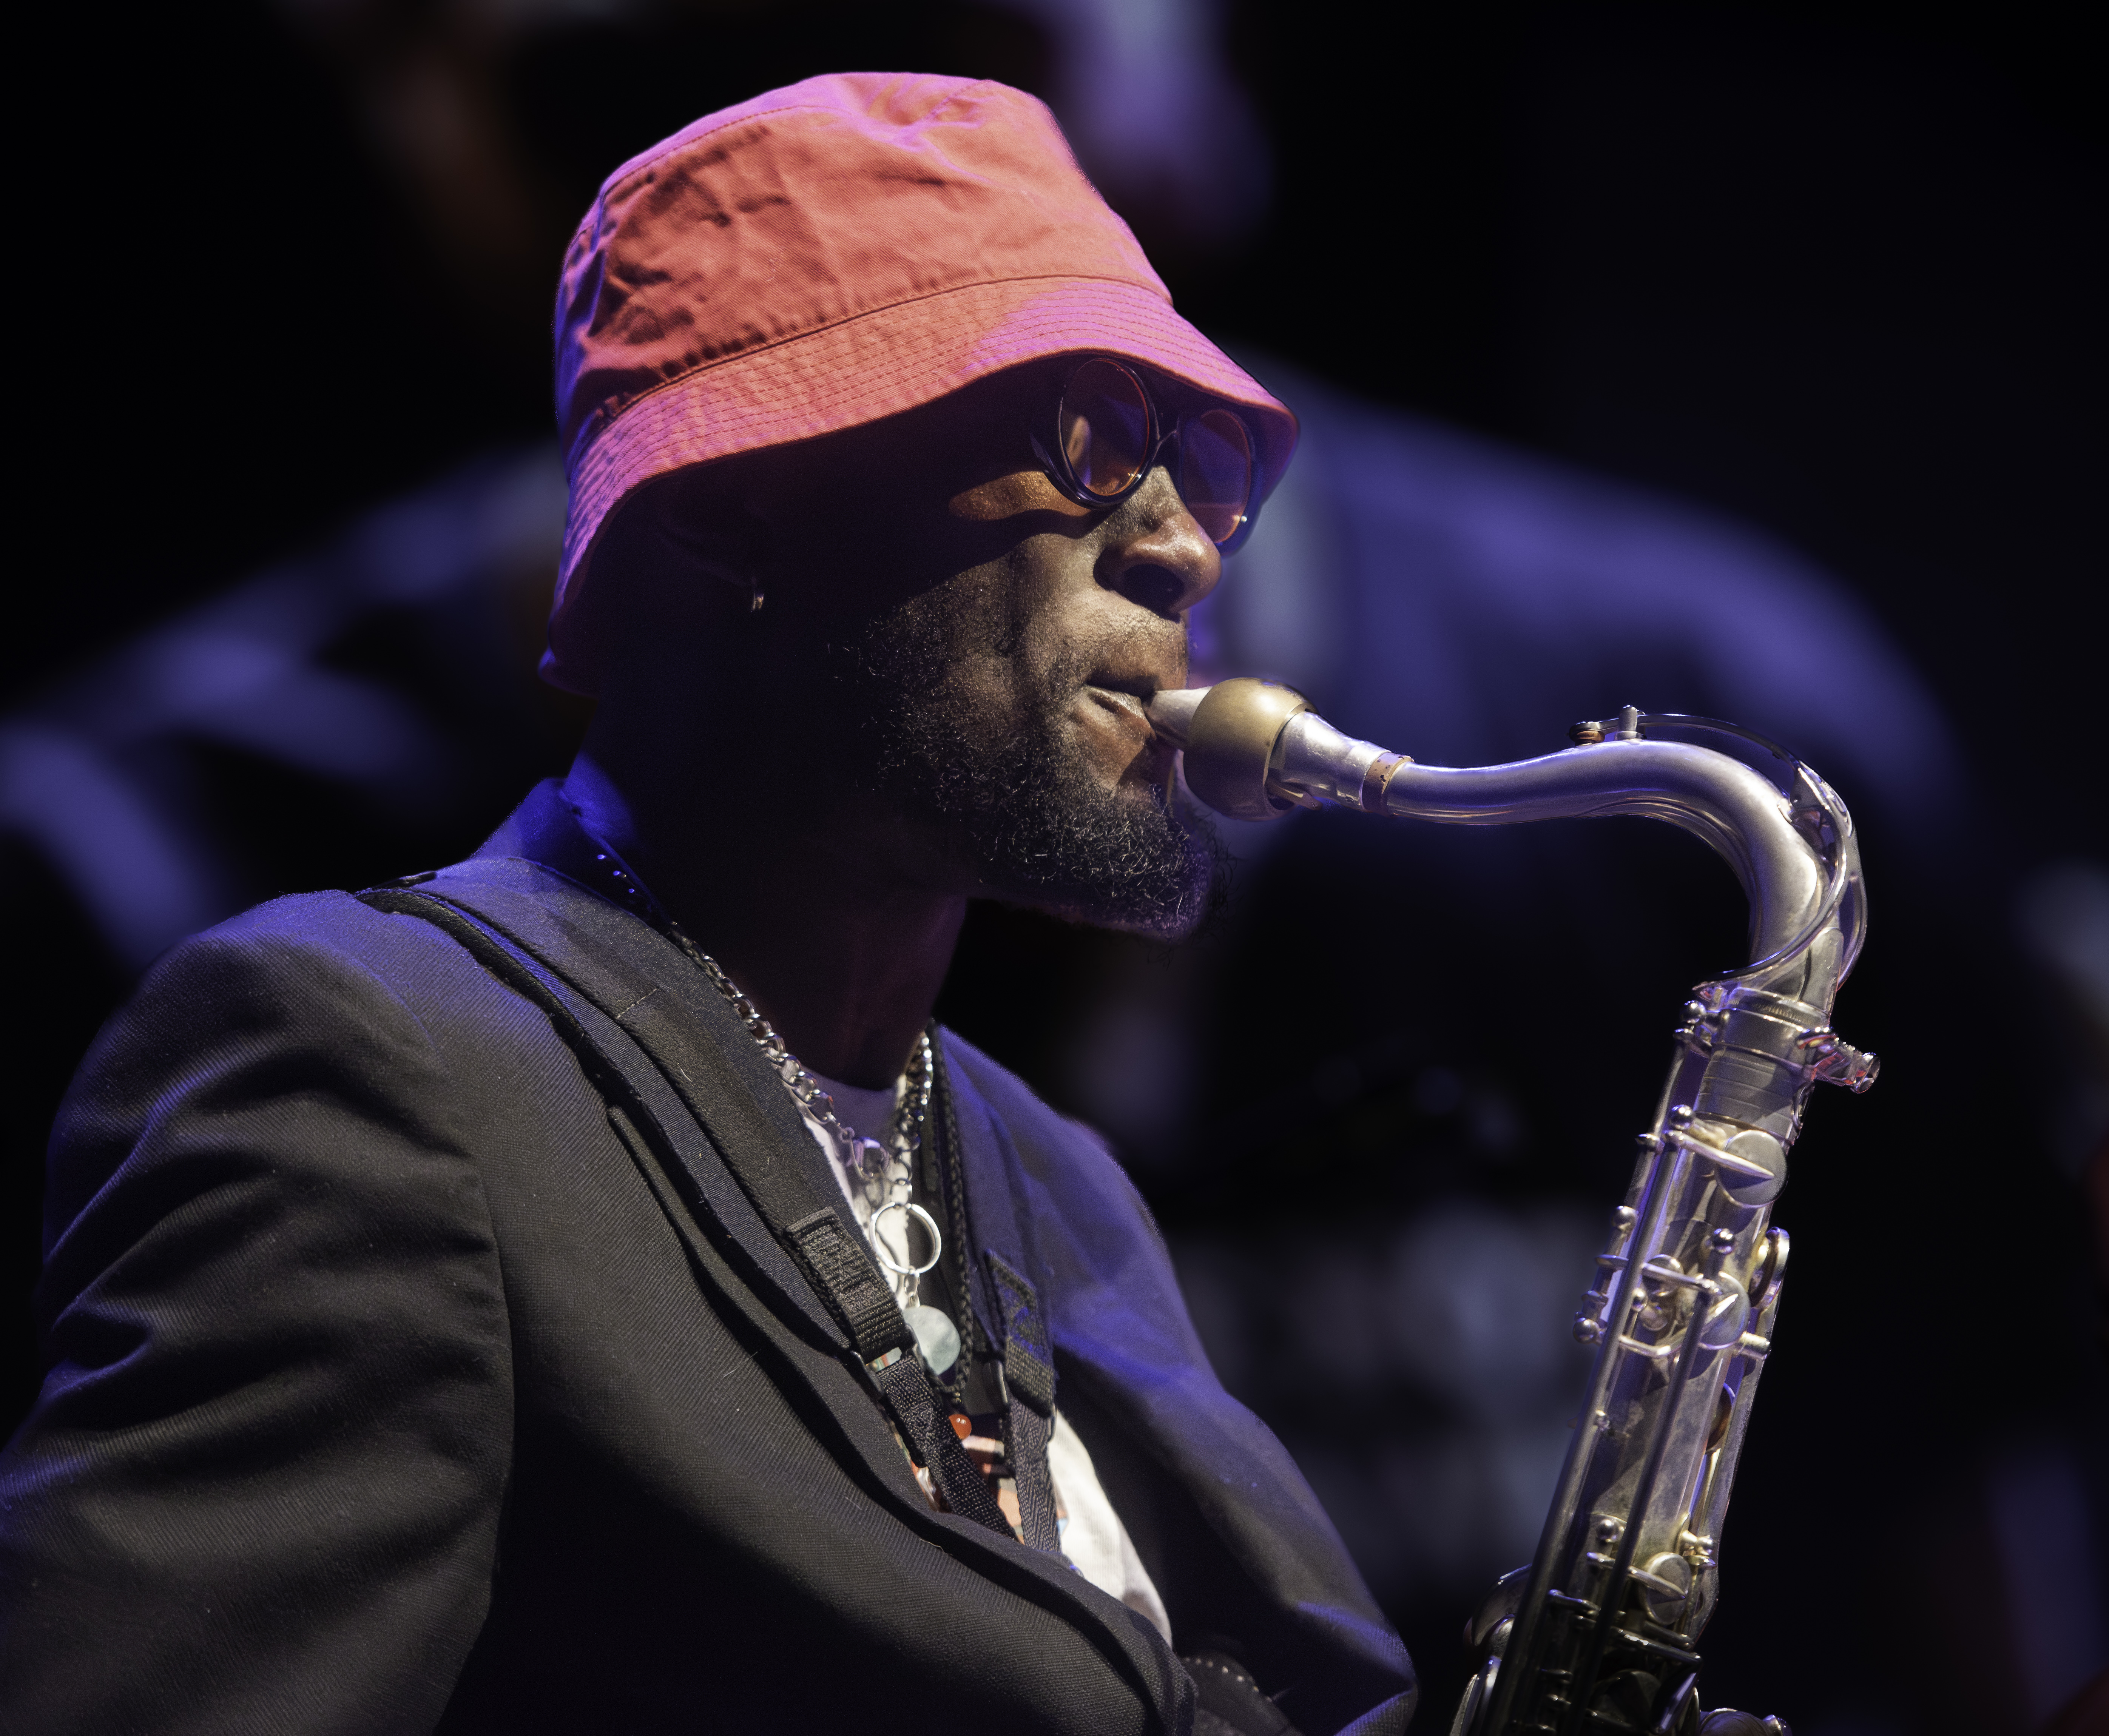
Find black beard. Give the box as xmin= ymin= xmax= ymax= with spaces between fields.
xmin=823 ymin=598 xmax=1229 ymax=939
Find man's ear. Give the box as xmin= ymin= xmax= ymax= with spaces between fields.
xmin=634 ymin=464 xmax=770 ymax=598
xmin=567 ymin=466 xmax=771 ymax=695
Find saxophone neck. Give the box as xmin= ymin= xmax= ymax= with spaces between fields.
xmin=1151 ymin=679 xmax=1866 ymax=991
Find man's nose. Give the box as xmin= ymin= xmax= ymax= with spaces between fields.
xmin=1098 ymin=466 xmax=1223 ymax=619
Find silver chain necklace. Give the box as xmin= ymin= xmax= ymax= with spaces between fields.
xmin=584 ymin=845 xmax=961 ymax=1376
xmin=700 ymin=947 xmax=932 ymax=1205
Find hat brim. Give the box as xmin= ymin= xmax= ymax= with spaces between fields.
xmin=548 ymin=276 xmax=1297 ymax=689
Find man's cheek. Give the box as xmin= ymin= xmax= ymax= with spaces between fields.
xmin=945 ymin=651 xmax=1038 ymax=728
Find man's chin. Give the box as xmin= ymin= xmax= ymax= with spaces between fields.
xmin=971 ymin=800 xmax=1230 ymax=942
xmin=1071 ymin=888 xmax=1223 ymax=942
xmin=858 ymin=658 xmax=1228 ymax=937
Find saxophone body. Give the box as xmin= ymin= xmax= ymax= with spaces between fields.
xmin=1148 ymin=682 xmax=1878 ymax=1736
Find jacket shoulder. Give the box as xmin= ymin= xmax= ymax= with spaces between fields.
xmin=10 ymin=887 xmax=521 ymax=1733
xmin=940 ymin=1027 xmax=1157 ymax=1200
xmin=939 ymin=1027 xmax=1176 ymax=1284
xmin=940 ymin=1028 xmax=1119 ymax=1170
xmin=117 ymin=881 xmax=563 ymax=1036
xmin=45 ymin=885 xmax=580 ymax=1249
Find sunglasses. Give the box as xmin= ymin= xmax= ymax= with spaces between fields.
xmin=1031 ymin=358 xmax=1258 ymax=553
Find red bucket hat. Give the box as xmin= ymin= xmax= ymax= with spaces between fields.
xmin=546 ymin=71 xmax=1297 ymax=691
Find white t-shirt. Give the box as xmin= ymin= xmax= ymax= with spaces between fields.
xmin=800 ymin=1070 xmax=1171 ymax=1643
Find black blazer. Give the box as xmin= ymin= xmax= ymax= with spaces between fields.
xmin=0 ymin=784 xmax=1415 ymax=1734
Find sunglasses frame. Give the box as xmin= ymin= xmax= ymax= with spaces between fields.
xmin=1029 ymin=356 xmax=1260 ymax=555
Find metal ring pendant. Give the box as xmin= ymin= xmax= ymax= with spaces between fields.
xmin=869 ymin=1201 xmax=943 ymax=1278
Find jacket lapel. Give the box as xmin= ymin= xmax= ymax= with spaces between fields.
xmin=428 ymin=784 xmax=1199 ymax=1720
xmin=421 ymin=854 xmax=853 ymax=1356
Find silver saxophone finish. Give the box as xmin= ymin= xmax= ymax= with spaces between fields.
xmin=1149 ymin=681 xmax=1875 ymax=1736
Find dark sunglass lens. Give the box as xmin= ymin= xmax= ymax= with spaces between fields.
xmin=1060 ymin=359 xmax=1151 ymax=498
xmin=1178 ymin=409 xmax=1253 ymax=545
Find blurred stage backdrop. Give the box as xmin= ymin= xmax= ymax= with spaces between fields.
xmin=6 ymin=3 xmax=2103 ymax=1731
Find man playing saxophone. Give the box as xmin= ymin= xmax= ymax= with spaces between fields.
xmin=0 ymin=73 xmax=1414 ymax=1735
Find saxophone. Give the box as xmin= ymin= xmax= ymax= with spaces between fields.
xmin=1149 ymin=680 xmax=1878 ymax=1736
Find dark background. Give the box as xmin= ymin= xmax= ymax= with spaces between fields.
xmin=6 ymin=4 xmax=2103 ymax=1732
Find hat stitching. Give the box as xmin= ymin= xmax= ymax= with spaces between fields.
xmin=558 ymin=281 xmax=1294 ymax=598
xmin=568 ymin=269 xmax=1177 ymax=473
xmin=593 ymin=322 xmax=1256 ymax=466
xmin=882 ymin=74 xmax=1006 ymax=134
xmin=569 ymin=286 xmax=1290 ymax=504
xmin=580 ymin=301 xmax=1271 ymax=448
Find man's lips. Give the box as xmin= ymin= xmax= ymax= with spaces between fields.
xmin=1083 ymin=685 xmax=1155 ymax=739
xmin=1079 ymin=682 xmax=1179 ymax=781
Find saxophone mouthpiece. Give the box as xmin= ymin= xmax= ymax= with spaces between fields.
xmin=1144 ymin=686 xmax=1206 ymax=748
xmin=1148 ymin=679 xmax=1314 ymax=822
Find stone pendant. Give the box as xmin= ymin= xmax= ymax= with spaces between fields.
xmin=903 ymin=1303 xmax=960 ymax=1380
